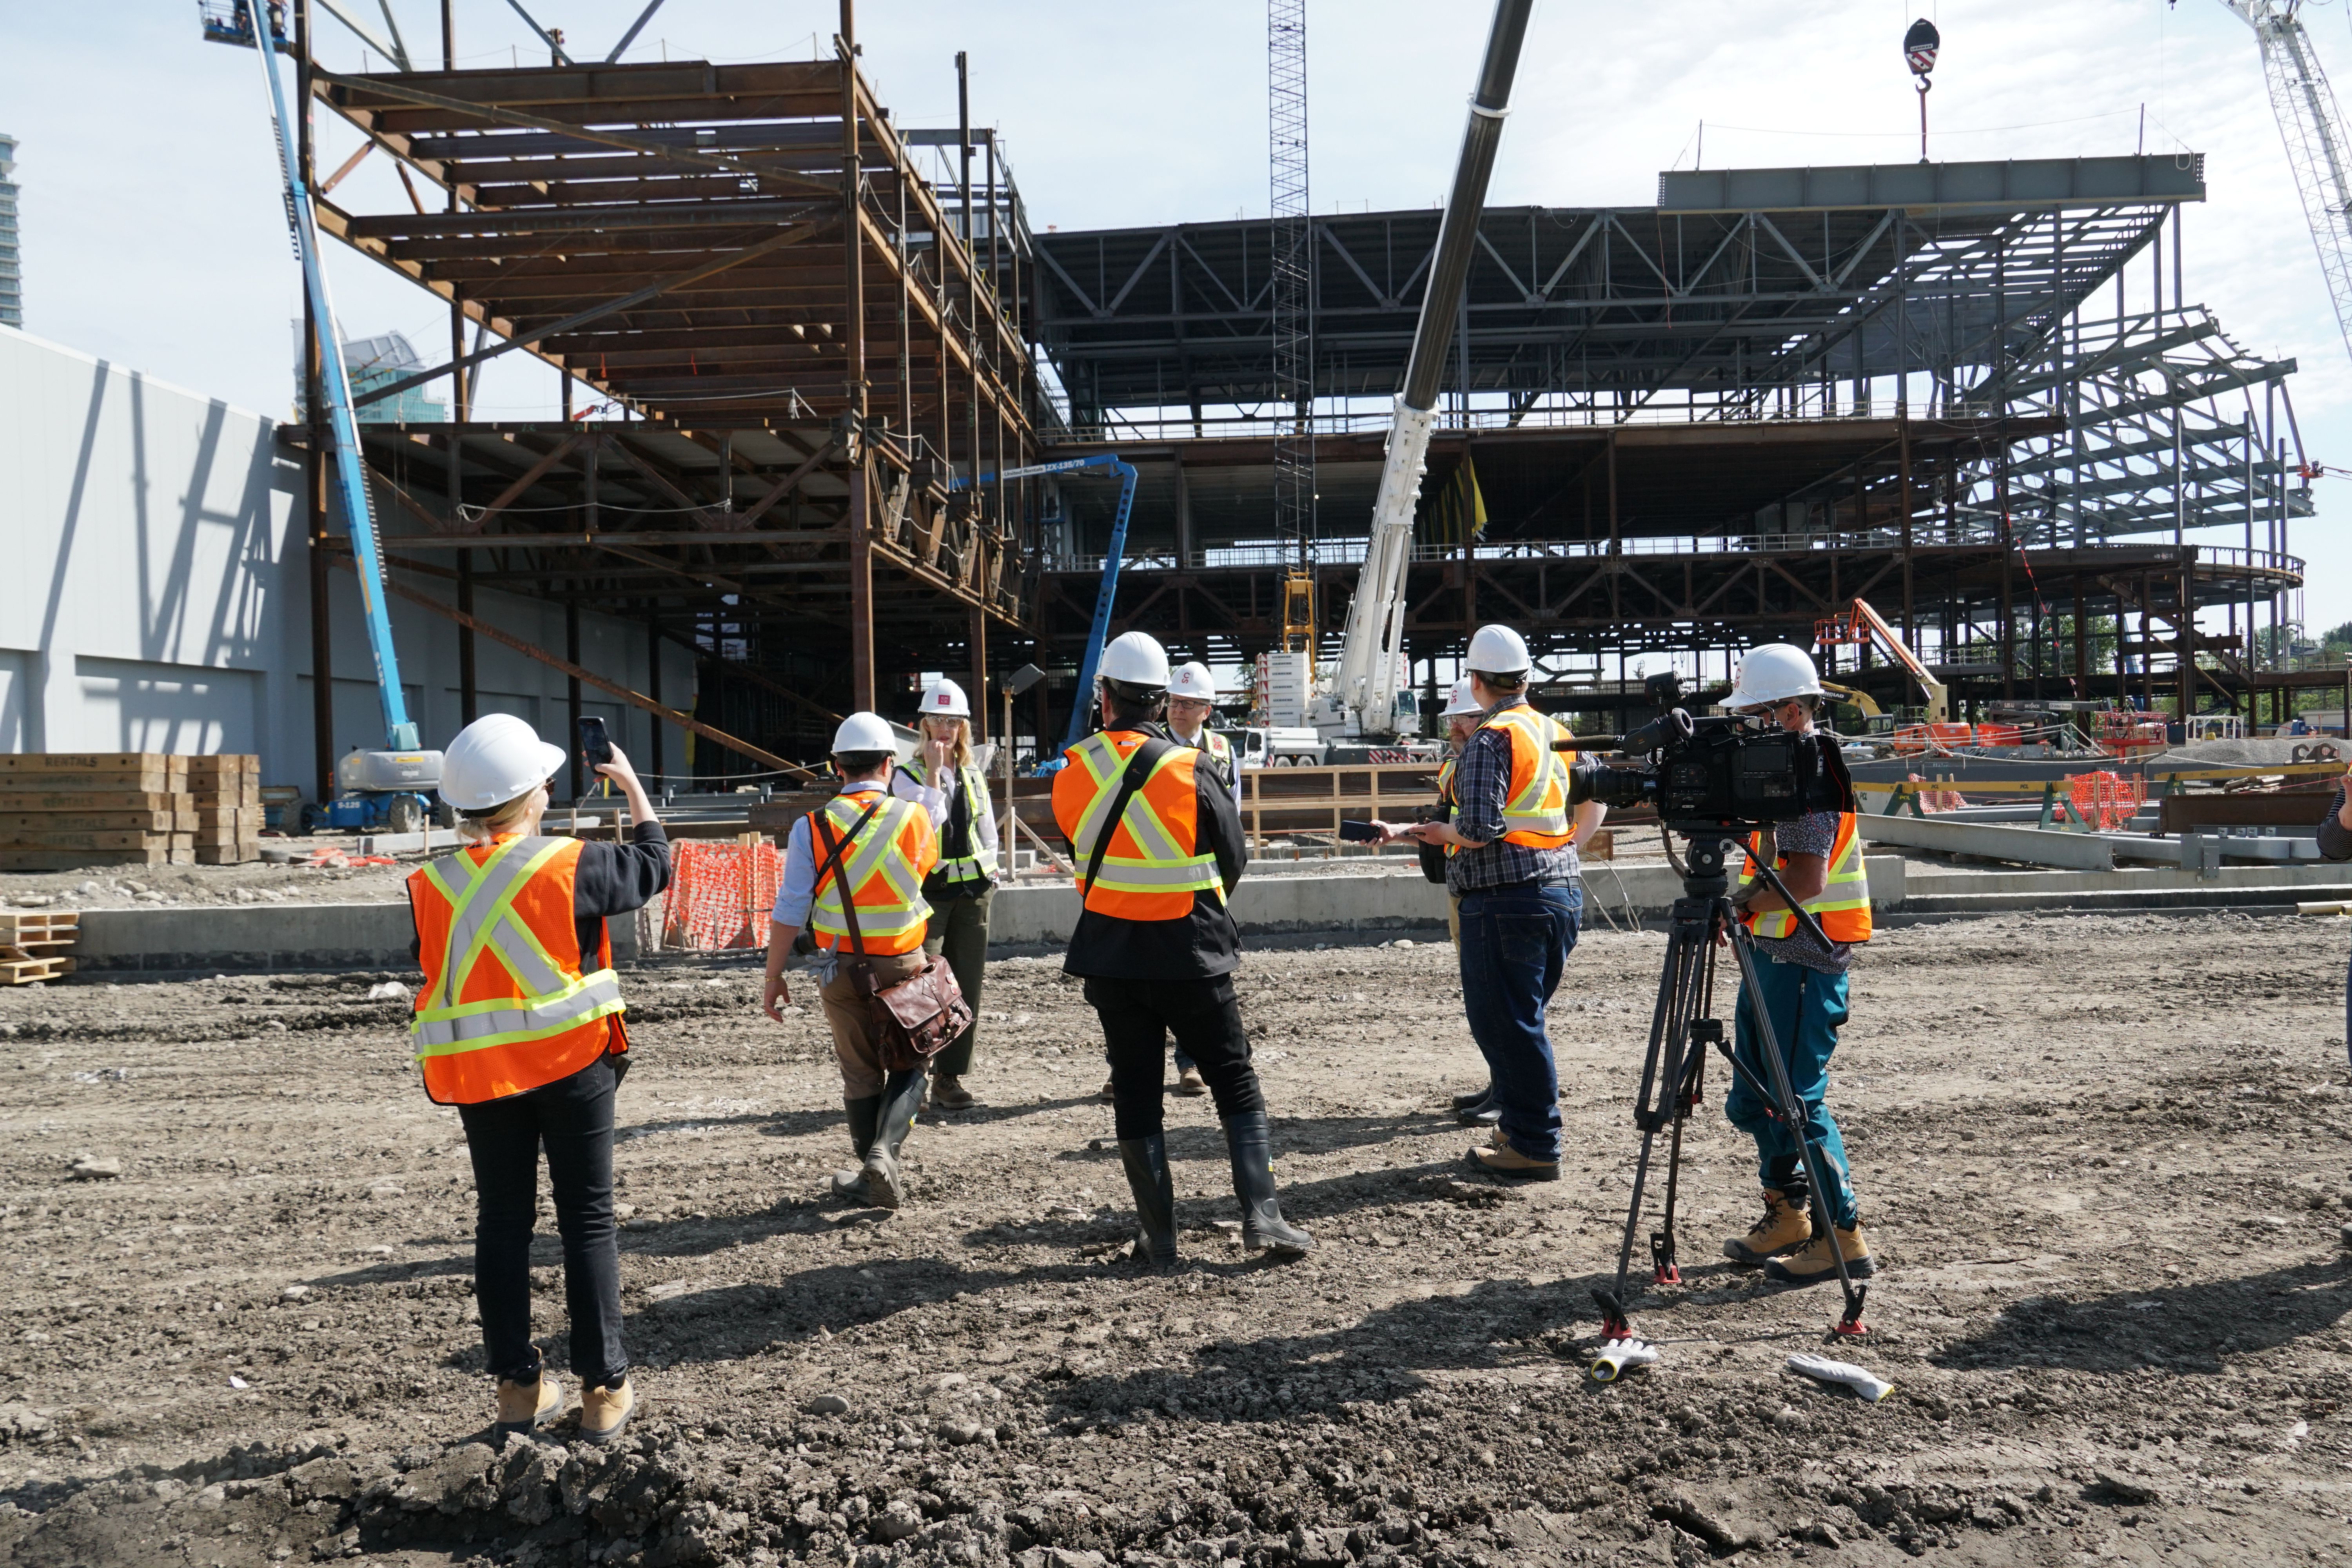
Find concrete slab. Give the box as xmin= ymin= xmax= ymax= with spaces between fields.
xmin=69 ymin=900 xmax=640 ymax=974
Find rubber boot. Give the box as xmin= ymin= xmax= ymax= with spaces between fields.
xmin=1118 ymin=1135 xmax=1180 ymax=1267
xmin=1722 ymin=1188 xmax=1812 ymax=1266
xmin=831 ymin=1096 xmax=882 ymax=1200
xmin=859 ymin=1069 xmax=925 ymax=1209
xmin=1450 ymin=1085 xmax=1495 ymax=1111
xmin=1220 ymin=1111 xmax=1314 ymax=1256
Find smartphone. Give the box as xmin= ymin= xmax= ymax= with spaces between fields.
xmin=1337 ymin=818 xmax=1384 ymax=844
xmin=577 ymin=716 xmax=613 ymax=769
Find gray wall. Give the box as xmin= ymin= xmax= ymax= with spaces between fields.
xmin=0 ymin=327 xmax=695 ymax=797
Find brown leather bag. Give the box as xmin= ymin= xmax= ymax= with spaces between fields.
xmin=816 ymin=807 xmax=974 ymax=1073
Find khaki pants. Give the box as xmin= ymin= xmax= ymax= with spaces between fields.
xmin=921 ymin=887 xmax=992 ymax=1078
xmin=1446 ymin=892 xmax=1462 ymax=950
xmin=818 ymin=949 xmax=928 ymax=1100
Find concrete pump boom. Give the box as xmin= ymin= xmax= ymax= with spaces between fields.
xmin=1328 ymin=0 xmax=1534 ymax=736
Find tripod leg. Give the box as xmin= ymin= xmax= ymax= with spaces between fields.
xmin=1599 ymin=898 xmax=1712 ymax=1339
xmin=1725 ymin=927 xmax=1867 ymax=1335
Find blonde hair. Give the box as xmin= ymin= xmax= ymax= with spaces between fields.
xmin=456 ymin=785 xmax=544 ymax=845
xmin=919 ymin=714 xmax=974 ymax=771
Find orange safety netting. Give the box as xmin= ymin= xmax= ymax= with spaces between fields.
xmin=2065 ymin=770 xmax=2145 ymax=832
xmin=663 ymin=838 xmax=784 ymax=951
xmin=1903 ymin=772 xmax=1968 ymax=813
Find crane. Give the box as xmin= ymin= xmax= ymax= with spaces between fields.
xmin=1322 ymin=0 xmax=1535 ymax=740
xmin=2217 ymin=0 xmax=2352 ymax=365
xmin=212 ymin=0 xmax=442 ymax=831
xmin=1813 ymin=598 xmax=1951 ymax=724
xmin=951 ymin=453 xmax=1138 ymax=759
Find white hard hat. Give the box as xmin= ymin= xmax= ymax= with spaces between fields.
xmin=919 ymin=677 xmax=971 ymax=719
xmin=1441 ymin=678 xmax=1484 ymax=717
xmin=1098 ymin=630 xmax=1171 ymax=690
xmin=1726 ymin=643 xmax=1825 ymax=708
xmin=438 ymin=713 xmax=566 ymax=811
xmin=831 ymin=710 xmax=898 ymax=754
xmin=1168 ymin=661 xmax=1218 ymax=701
xmin=1465 ymin=624 xmax=1531 ymax=676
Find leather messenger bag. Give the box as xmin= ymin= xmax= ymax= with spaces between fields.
xmin=815 ymin=807 xmax=974 ymax=1072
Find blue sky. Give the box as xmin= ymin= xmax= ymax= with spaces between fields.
xmin=5 ymin=0 xmax=2345 ymax=634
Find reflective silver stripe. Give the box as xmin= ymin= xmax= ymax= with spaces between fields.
xmin=809 ymin=795 xmax=929 ymax=935
xmin=1089 ymin=857 xmax=1222 ymax=889
xmin=1070 ymin=737 xmax=1189 ymax=866
xmin=1065 ymin=734 xmax=1126 ymax=862
xmin=484 ymin=921 xmax=566 ymax=995
xmin=414 ymin=971 xmax=626 ymax=1049
xmin=428 ymin=838 xmax=548 ymax=1007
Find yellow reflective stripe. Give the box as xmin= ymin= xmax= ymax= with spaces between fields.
xmin=413 ymin=970 xmax=626 ymax=1054
xmin=1066 ymin=735 xmax=1129 ymax=862
xmin=447 ymin=838 xmax=569 ymax=1007
xmin=1743 ymin=816 xmax=1870 ymax=937
xmin=1495 ymin=710 xmax=1570 ymax=833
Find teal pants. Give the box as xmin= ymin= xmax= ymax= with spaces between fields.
xmin=922 ymin=886 xmax=991 ymax=1077
xmin=1724 ymin=949 xmax=1859 ymax=1228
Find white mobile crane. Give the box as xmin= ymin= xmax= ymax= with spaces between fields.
xmin=1312 ymin=0 xmax=1535 ymax=742
xmin=2216 ymin=0 xmax=2352 ymax=365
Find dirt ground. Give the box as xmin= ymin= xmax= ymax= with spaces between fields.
xmin=5 ymin=911 xmax=2352 ymax=1568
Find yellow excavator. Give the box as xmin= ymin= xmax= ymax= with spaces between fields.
xmin=1813 ymin=598 xmax=1952 ymax=724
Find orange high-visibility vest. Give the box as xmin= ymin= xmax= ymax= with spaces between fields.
xmin=1475 ymin=704 xmax=1575 ymax=849
xmin=807 ymin=790 xmax=938 ymax=956
xmin=408 ymin=835 xmax=626 ymax=1106
xmin=1053 ymin=730 xmax=1222 ymax=922
xmin=1738 ymin=811 xmax=1874 ymax=944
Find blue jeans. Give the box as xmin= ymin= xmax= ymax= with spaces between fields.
xmin=1726 ymin=949 xmax=1859 ymax=1228
xmin=1457 ymin=881 xmax=1582 ymax=1163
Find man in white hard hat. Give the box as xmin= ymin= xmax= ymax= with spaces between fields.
xmin=904 ymin=677 xmax=998 ymax=1112
xmin=406 ymin=713 xmax=669 ymax=1448
xmin=761 ymin=712 xmax=941 ymax=1210
xmin=1402 ymin=624 xmax=1604 ymax=1181
xmin=1053 ymin=630 xmax=1314 ymax=1263
xmin=1716 ymin=643 xmax=1878 ymax=1287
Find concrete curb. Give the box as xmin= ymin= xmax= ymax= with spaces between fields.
xmin=67 ymin=901 xmax=639 ymax=975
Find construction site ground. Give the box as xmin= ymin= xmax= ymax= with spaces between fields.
xmin=5 ymin=911 xmax=2352 ymax=1567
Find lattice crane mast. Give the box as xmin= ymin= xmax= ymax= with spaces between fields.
xmin=2218 ymin=0 xmax=2352 ymax=365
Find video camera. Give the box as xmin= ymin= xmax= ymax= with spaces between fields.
xmin=1561 ymin=708 xmax=1843 ymax=834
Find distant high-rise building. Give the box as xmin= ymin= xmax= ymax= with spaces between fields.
xmin=0 ymin=134 xmax=21 ymax=328
xmin=291 ymin=325 xmax=446 ymax=424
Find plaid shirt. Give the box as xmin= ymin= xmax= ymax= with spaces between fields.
xmin=1446 ymin=696 xmax=1588 ymax=895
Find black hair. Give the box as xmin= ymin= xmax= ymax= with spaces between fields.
xmin=1469 ymin=668 xmax=1528 ymax=694
xmin=1099 ymin=678 xmax=1166 ymax=728
xmin=833 ymin=750 xmax=892 ymax=777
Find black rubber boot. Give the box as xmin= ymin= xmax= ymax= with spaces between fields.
xmin=1455 ymin=1094 xmax=1501 ymax=1127
xmin=831 ymin=1096 xmax=882 ymax=1199
xmin=860 ymin=1070 xmax=925 ymax=1209
xmin=1450 ymin=1085 xmax=1495 ymax=1111
xmin=1118 ymin=1135 xmax=1180 ymax=1267
xmin=1221 ymin=1111 xmax=1314 ymax=1256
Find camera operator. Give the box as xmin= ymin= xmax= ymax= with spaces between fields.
xmin=1402 ymin=625 xmax=1604 ymax=1180
xmin=1717 ymin=644 xmax=1877 ymax=1285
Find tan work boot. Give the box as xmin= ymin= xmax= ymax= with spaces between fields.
xmin=1470 ymin=1142 xmax=1559 ymax=1181
xmin=1765 ymin=1221 xmax=1876 ymax=1285
xmin=1098 ymin=1076 xmax=1116 ymax=1103
xmin=1174 ymin=1065 xmax=1207 ymax=1096
xmin=494 ymin=1366 xmax=564 ymax=1436
xmin=1723 ymin=1189 xmax=1812 ymax=1266
xmin=579 ymin=1378 xmax=636 ymax=1447
xmin=931 ymin=1074 xmax=975 ymax=1111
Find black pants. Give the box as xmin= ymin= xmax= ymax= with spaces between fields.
xmin=457 ymin=1053 xmax=628 ymax=1389
xmin=1083 ymin=974 xmax=1264 ymax=1141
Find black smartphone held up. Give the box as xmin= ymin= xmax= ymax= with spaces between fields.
xmin=577 ymin=715 xmax=614 ymax=769
xmin=1337 ymin=818 xmax=1385 ymax=844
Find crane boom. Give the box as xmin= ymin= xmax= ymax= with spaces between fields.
xmin=1327 ymin=0 xmax=1534 ymax=737
xmin=2223 ymin=0 xmax=2352 ymax=364
xmin=1813 ymin=598 xmax=1951 ymax=724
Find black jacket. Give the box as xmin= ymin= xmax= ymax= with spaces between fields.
xmin=1060 ymin=724 xmax=1250 ymax=981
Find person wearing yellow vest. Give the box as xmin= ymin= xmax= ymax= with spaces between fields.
xmin=1402 ymin=625 xmax=1604 ymax=1181
xmin=1716 ymin=643 xmax=1878 ymax=1287
xmin=1053 ymin=630 xmax=1313 ymax=1264
xmin=1152 ymin=659 xmax=1231 ymax=1098
xmin=904 ymin=677 xmax=998 ymax=1112
xmin=762 ymin=712 xmax=941 ymax=1209
xmin=408 ymin=713 xmax=670 ymax=1448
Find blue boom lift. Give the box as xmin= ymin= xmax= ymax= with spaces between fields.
xmin=951 ymin=453 xmax=1136 ymax=767
xmin=209 ymin=0 xmax=442 ymax=832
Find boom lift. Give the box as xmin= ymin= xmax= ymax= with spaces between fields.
xmin=1317 ymin=0 xmax=1535 ymax=740
xmin=214 ymin=0 xmax=442 ymax=831
xmin=1813 ymin=598 xmax=1951 ymax=724
xmin=952 ymin=453 xmax=1138 ymax=761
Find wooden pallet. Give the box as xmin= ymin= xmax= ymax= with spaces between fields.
xmin=0 ymin=848 xmax=190 ymax=869
xmin=0 ymin=912 xmax=80 ymax=944
xmin=0 ymin=950 xmax=73 ymax=984
xmin=0 ymin=913 xmax=78 ymax=985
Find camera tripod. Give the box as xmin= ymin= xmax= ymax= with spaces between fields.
xmin=1593 ymin=830 xmax=1869 ymax=1343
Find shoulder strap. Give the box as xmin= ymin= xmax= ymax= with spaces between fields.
xmin=1084 ymin=737 xmax=1174 ymax=892
xmin=812 ymin=799 xmax=886 ymax=955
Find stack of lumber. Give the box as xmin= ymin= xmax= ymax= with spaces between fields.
xmin=0 ymin=754 xmax=263 ymax=869
xmin=0 ymin=911 xmax=77 ymax=984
